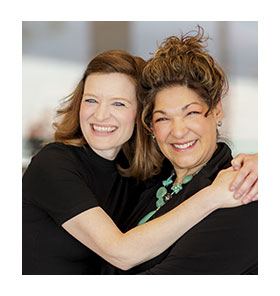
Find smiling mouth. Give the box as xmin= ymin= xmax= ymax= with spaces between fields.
xmin=90 ymin=124 xmax=118 ymax=134
xmin=171 ymin=140 xmax=197 ymax=151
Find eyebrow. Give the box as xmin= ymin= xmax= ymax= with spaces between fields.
xmin=83 ymin=93 xmax=99 ymax=99
xmin=153 ymin=102 xmax=201 ymax=115
xmin=83 ymin=93 xmax=133 ymax=105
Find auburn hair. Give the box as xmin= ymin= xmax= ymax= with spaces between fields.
xmin=53 ymin=50 xmax=146 ymax=173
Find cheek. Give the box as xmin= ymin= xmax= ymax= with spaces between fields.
xmin=190 ymin=117 xmax=213 ymax=135
xmin=153 ymin=125 xmax=168 ymax=142
xmin=79 ymin=105 xmax=91 ymax=122
xmin=122 ymin=109 xmax=137 ymax=131
xmin=79 ymin=106 xmax=86 ymax=125
xmin=199 ymin=121 xmax=217 ymax=143
xmin=79 ymin=108 xmax=87 ymax=137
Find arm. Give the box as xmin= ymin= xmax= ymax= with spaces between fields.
xmin=62 ymin=168 xmax=244 ymax=271
xmin=230 ymin=153 xmax=258 ymax=203
xmin=139 ymin=201 xmax=258 ymax=275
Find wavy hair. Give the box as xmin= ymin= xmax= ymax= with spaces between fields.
xmin=130 ymin=26 xmax=228 ymax=180
xmin=53 ymin=50 xmax=146 ymax=172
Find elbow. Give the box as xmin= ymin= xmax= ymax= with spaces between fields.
xmin=114 ymin=262 xmax=132 ymax=271
xmin=104 ymin=236 xmax=143 ymax=271
xmin=109 ymin=256 xmax=136 ymax=271
xmin=99 ymin=233 xmax=143 ymax=270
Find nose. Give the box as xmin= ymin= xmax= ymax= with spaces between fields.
xmin=170 ymin=118 xmax=189 ymax=139
xmin=94 ymin=103 xmax=110 ymax=121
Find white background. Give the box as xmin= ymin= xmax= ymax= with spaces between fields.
xmin=0 ymin=0 xmax=278 ymax=295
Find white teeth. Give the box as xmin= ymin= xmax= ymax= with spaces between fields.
xmin=173 ymin=140 xmax=196 ymax=149
xmin=92 ymin=124 xmax=117 ymax=132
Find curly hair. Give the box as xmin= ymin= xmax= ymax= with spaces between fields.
xmin=130 ymin=26 xmax=228 ymax=181
xmin=53 ymin=50 xmax=146 ymax=173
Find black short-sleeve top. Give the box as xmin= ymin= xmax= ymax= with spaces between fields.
xmin=22 ymin=142 xmax=140 ymax=274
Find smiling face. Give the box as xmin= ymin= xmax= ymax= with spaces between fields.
xmin=79 ymin=73 xmax=137 ymax=160
xmin=151 ymin=85 xmax=223 ymax=182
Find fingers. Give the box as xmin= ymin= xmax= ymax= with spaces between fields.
xmin=230 ymin=168 xmax=249 ymax=192
xmin=233 ymin=172 xmax=258 ymax=199
xmin=240 ymin=181 xmax=258 ymax=204
xmin=232 ymin=153 xmax=258 ymax=171
xmin=230 ymin=153 xmax=258 ymax=191
xmin=231 ymin=153 xmax=245 ymax=170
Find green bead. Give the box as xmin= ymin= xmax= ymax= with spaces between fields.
xmin=163 ymin=179 xmax=172 ymax=187
xmin=156 ymin=198 xmax=165 ymax=208
xmin=162 ymin=173 xmax=174 ymax=186
xmin=171 ymin=184 xmax=182 ymax=194
xmin=137 ymin=209 xmax=157 ymax=225
xmin=156 ymin=186 xmax=167 ymax=199
xmin=183 ymin=175 xmax=193 ymax=184
xmin=137 ymin=172 xmax=195 ymax=225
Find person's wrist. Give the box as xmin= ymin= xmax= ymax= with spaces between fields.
xmin=200 ymin=185 xmax=220 ymax=212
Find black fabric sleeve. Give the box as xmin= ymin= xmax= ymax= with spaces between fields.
xmin=139 ymin=202 xmax=258 ymax=275
xmin=23 ymin=144 xmax=99 ymax=225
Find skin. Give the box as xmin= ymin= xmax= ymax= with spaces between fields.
xmin=152 ymin=85 xmax=223 ymax=183
xmin=231 ymin=153 xmax=258 ymax=202
xmin=151 ymin=85 xmax=258 ymax=202
xmin=80 ymin=73 xmax=138 ymax=160
xmin=62 ymin=73 xmax=257 ymax=271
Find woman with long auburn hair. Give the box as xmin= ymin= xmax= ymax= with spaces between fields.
xmin=23 ymin=45 xmax=257 ymax=274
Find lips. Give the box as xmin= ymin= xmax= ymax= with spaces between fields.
xmin=90 ymin=123 xmax=118 ymax=134
xmin=171 ymin=139 xmax=197 ymax=151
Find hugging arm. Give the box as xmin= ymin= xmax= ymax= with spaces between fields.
xmin=63 ymin=185 xmax=221 ymax=270
xmin=28 ymin=146 xmax=256 ymax=271
xmin=139 ymin=200 xmax=258 ymax=275
xmin=230 ymin=153 xmax=258 ymax=203
xmin=63 ymin=168 xmax=247 ymax=270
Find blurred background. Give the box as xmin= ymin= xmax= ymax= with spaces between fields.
xmin=22 ymin=21 xmax=258 ymax=170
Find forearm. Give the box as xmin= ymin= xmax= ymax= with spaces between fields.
xmin=138 ymin=202 xmax=258 ymax=275
xmin=63 ymin=186 xmax=218 ymax=270
xmin=112 ymin=185 xmax=218 ymax=269
xmin=110 ymin=168 xmax=246 ymax=269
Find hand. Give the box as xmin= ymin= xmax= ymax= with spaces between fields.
xmin=230 ymin=153 xmax=258 ymax=204
xmin=210 ymin=167 xmax=244 ymax=209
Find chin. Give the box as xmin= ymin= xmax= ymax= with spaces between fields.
xmin=174 ymin=158 xmax=201 ymax=171
xmin=94 ymin=143 xmax=118 ymax=150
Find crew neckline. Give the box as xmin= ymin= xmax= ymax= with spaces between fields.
xmin=82 ymin=144 xmax=117 ymax=170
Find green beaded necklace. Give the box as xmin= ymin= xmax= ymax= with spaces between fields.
xmin=138 ymin=172 xmax=193 ymax=225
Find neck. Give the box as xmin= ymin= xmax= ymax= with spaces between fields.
xmin=175 ymin=144 xmax=219 ymax=184
xmin=174 ymin=163 xmax=205 ymax=184
xmin=90 ymin=146 xmax=121 ymax=160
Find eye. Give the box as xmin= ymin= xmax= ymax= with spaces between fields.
xmin=186 ymin=111 xmax=200 ymax=117
xmin=112 ymin=101 xmax=126 ymax=107
xmin=85 ymin=98 xmax=98 ymax=103
xmin=154 ymin=117 xmax=169 ymax=123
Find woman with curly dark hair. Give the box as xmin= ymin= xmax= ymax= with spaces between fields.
xmin=106 ymin=27 xmax=258 ymax=274
xmin=23 ymin=34 xmax=257 ymax=275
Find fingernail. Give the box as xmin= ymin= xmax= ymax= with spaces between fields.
xmin=230 ymin=186 xmax=235 ymax=191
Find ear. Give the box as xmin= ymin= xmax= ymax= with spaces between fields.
xmin=213 ymin=100 xmax=224 ymax=122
